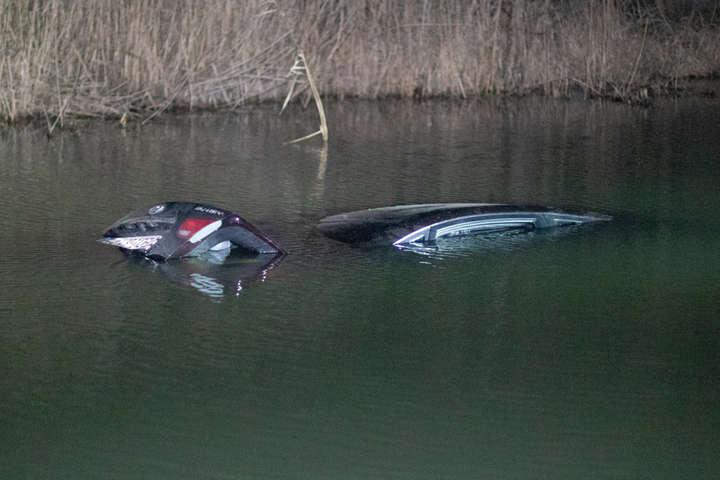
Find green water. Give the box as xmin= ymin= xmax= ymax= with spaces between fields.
xmin=1 ymin=99 xmax=719 ymax=479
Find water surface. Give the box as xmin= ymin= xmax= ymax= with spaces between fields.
xmin=1 ymin=98 xmax=719 ymax=479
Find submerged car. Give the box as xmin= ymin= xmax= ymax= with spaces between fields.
xmin=316 ymin=203 xmax=611 ymax=246
xmin=98 ymin=202 xmax=284 ymax=261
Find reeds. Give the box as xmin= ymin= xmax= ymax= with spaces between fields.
xmin=1 ymin=0 xmax=718 ymax=124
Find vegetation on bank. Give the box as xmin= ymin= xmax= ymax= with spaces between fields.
xmin=1 ymin=0 xmax=719 ymax=124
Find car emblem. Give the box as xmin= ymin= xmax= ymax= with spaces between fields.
xmin=148 ymin=204 xmax=165 ymax=215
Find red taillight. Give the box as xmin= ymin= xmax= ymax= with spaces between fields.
xmin=177 ymin=218 xmax=215 ymax=239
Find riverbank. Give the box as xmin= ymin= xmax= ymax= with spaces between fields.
xmin=1 ymin=0 xmax=719 ymax=125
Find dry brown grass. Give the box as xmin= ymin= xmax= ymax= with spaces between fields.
xmin=1 ymin=0 xmax=718 ymax=124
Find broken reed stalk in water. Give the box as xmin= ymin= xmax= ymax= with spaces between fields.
xmin=281 ymin=52 xmax=328 ymax=145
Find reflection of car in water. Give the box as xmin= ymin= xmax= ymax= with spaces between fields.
xmin=99 ymin=201 xmax=610 ymax=298
xmin=126 ymin=252 xmax=284 ymax=300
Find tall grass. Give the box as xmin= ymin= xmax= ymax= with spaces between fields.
xmin=1 ymin=0 xmax=718 ymax=123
